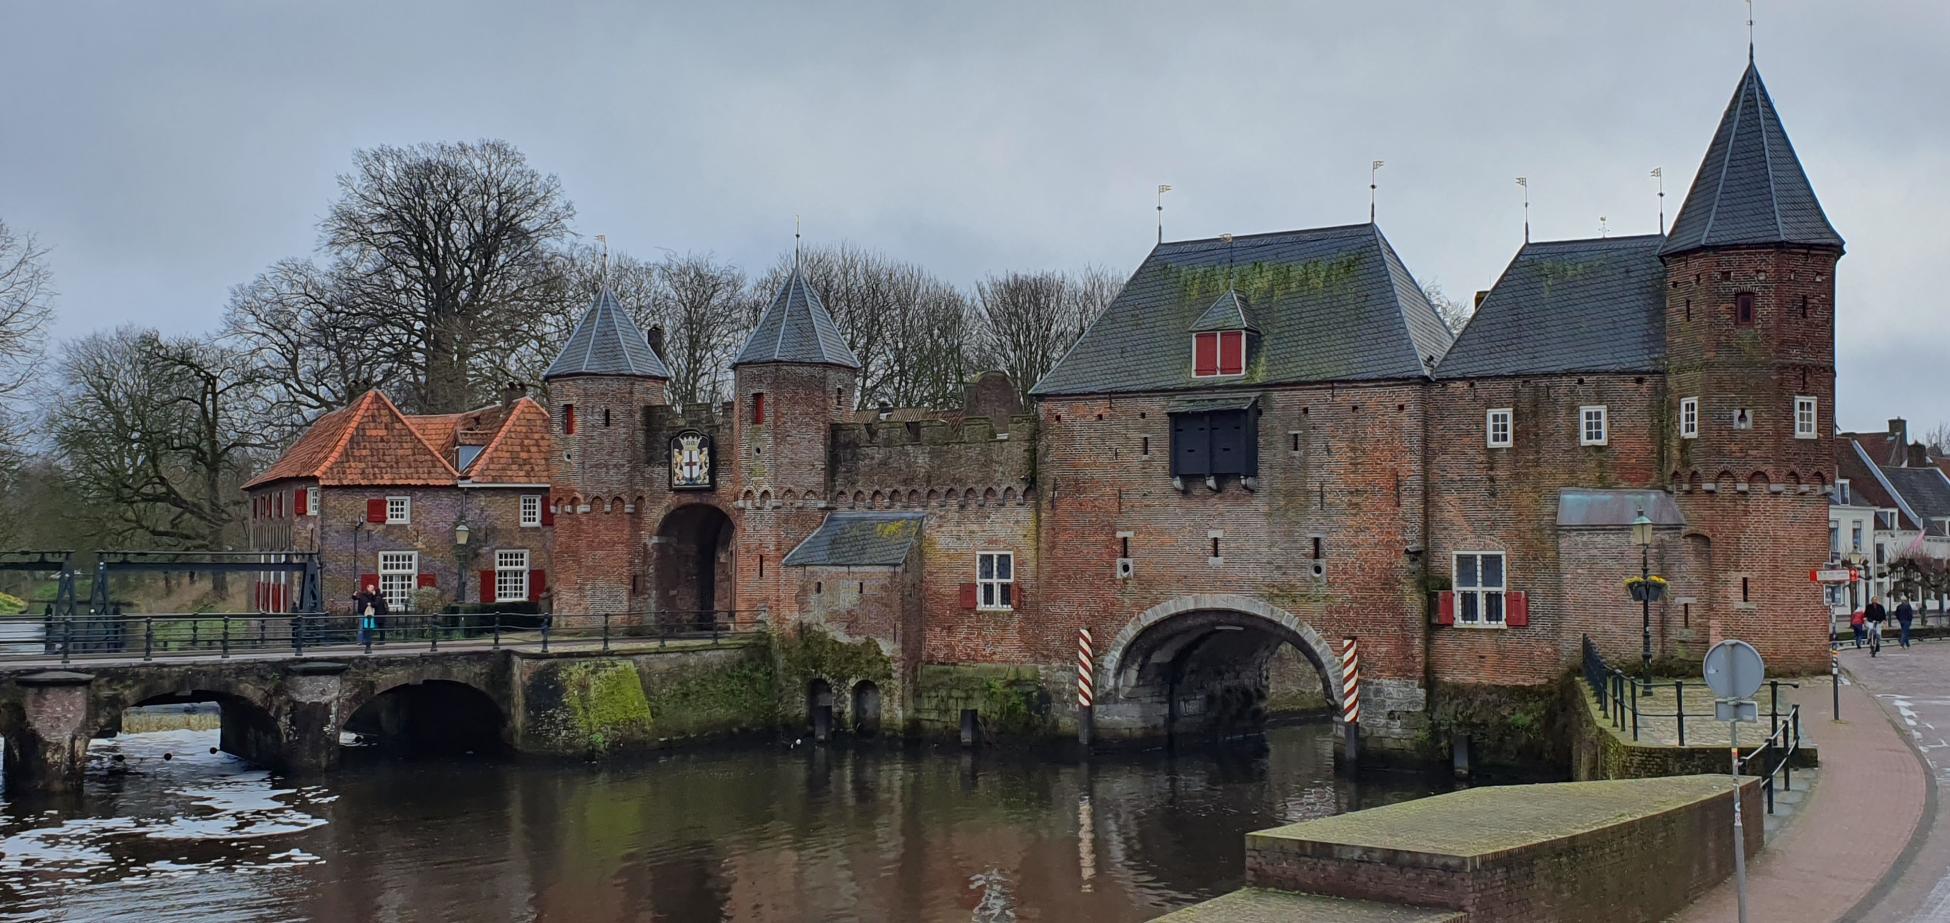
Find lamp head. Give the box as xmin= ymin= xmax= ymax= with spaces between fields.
xmin=1631 ymin=509 xmax=1653 ymax=548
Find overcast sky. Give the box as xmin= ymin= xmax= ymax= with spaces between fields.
xmin=4 ymin=1 xmax=1946 ymax=430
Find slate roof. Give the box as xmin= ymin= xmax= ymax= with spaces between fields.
xmin=733 ymin=268 xmax=861 ymax=369
xmin=1189 ymin=290 xmax=1258 ymax=332
xmin=1030 ymin=223 xmax=1453 ymax=396
xmin=1437 ymin=235 xmax=1667 ymax=379
xmin=1881 ymin=466 xmax=1950 ymax=535
xmin=782 ymin=512 xmax=924 ymax=567
xmin=243 ymin=391 xmax=460 ymax=489
xmin=543 ymin=287 xmax=671 ymax=380
xmin=1661 ymin=61 xmax=1843 ymax=257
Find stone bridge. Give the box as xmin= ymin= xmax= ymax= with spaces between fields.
xmin=0 ymin=637 xmax=774 ymax=794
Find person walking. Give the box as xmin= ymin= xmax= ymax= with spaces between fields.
xmin=1896 ymin=595 xmax=1916 ymax=649
xmin=1852 ymin=607 xmax=1868 ymax=648
xmin=1866 ymin=595 xmax=1888 ymax=657
xmin=354 ymin=581 xmax=380 ymax=646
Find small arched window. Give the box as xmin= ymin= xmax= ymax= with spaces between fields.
xmin=1735 ymin=292 xmax=1756 ymax=326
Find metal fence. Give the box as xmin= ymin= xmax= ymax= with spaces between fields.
xmin=1 ymin=609 xmax=768 ymax=664
xmin=1581 ymin=634 xmax=1804 ymax=814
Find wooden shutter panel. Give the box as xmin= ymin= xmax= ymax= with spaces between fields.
xmin=480 ymin=570 xmax=496 ymax=604
xmin=1506 ymin=591 xmax=1529 ymax=627
xmin=959 ymin=582 xmax=978 ymax=609
xmin=1219 ymin=331 xmax=1245 ymax=375
xmin=359 ymin=573 xmax=379 ymax=595
xmin=529 ymin=569 xmax=546 ymax=602
xmin=366 ymin=498 xmax=386 ymax=523
xmin=417 ymin=573 xmax=437 ymax=589
xmin=1193 ymin=332 xmax=1219 ymax=376
xmin=541 ymin=500 xmax=555 ymax=526
xmin=293 ymin=487 xmax=308 ymax=516
xmin=1013 ymin=587 xmax=1023 ymax=611
xmin=1435 ymin=590 xmax=1455 ymax=626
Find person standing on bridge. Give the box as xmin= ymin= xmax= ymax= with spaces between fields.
xmin=354 ymin=581 xmax=383 ymax=646
xmin=1896 ymin=595 xmax=1915 ymax=649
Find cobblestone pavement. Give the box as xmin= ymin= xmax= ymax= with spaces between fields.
xmin=1841 ymin=639 xmax=1950 ymax=922
xmin=1672 ymin=652 xmax=1928 ymax=923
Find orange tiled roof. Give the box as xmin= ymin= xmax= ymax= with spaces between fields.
xmin=243 ymin=390 xmax=460 ymax=489
xmin=465 ymin=398 xmax=554 ymax=485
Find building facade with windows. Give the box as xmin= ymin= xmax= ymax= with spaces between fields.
xmin=245 ymin=58 xmax=1845 ymax=757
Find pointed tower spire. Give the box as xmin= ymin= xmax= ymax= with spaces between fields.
xmin=732 ymin=268 xmax=861 ymax=369
xmin=543 ymin=287 xmax=672 ymax=380
xmin=1660 ymin=62 xmax=1843 ymax=257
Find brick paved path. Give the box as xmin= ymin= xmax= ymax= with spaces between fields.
xmin=1672 ymin=659 xmax=1928 ymax=923
xmin=1840 ymin=640 xmax=1950 ymax=922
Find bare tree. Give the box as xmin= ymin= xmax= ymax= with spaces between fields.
xmin=51 ymin=329 xmax=266 ymax=580
xmin=222 ymin=258 xmax=400 ymax=441
xmin=0 ymin=219 xmax=55 ymax=400
xmin=653 ymin=252 xmax=752 ymax=409
xmin=975 ymin=271 xmax=1079 ymax=404
xmin=1920 ymin=422 xmax=1950 ymax=456
xmin=1423 ymin=281 xmax=1474 ymax=334
xmin=511 ymin=243 xmax=662 ymax=397
xmin=323 ymin=140 xmax=575 ymax=412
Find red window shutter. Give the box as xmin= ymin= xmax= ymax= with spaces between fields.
xmin=529 ymin=569 xmax=546 ymax=602
xmin=1436 ymin=591 xmax=1455 ymax=626
xmin=1013 ymin=587 xmax=1024 ymax=611
xmin=359 ymin=573 xmax=378 ymax=595
xmin=293 ymin=487 xmax=308 ymax=517
xmin=1219 ymin=331 xmax=1245 ymax=375
xmin=480 ymin=570 xmax=496 ymax=604
xmin=366 ymin=498 xmax=386 ymax=523
xmin=1506 ymin=591 xmax=1529 ymax=627
xmin=563 ymin=404 xmax=576 ymax=434
xmin=752 ymin=392 xmax=766 ymax=424
xmin=959 ymin=582 xmax=978 ymax=609
xmin=541 ymin=500 xmax=555 ymax=526
xmin=417 ymin=573 xmax=437 ymax=589
xmin=1193 ymin=332 xmax=1219 ymax=377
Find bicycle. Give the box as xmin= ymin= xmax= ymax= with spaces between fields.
xmin=1868 ymin=619 xmax=1884 ymax=657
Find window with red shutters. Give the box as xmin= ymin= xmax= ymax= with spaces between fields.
xmin=479 ymin=570 xmax=495 ymax=604
xmin=1218 ymin=331 xmax=1245 ymax=375
xmin=540 ymin=501 xmax=555 ymax=527
xmin=293 ymin=487 xmax=308 ymax=517
xmin=528 ymin=569 xmax=546 ymax=602
xmin=958 ymin=582 xmax=978 ymax=609
xmin=417 ymin=573 xmax=437 ymax=589
xmin=366 ymin=498 xmax=386 ymax=523
xmin=751 ymin=392 xmax=767 ymax=424
xmin=1506 ymin=591 xmax=1530 ymax=627
xmin=1193 ymin=332 xmax=1219 ymax=377
xmin=562 ymin=404 xmax=576 ymax=434
xmin=1435 ymin=590 xmax=1455 ymax=625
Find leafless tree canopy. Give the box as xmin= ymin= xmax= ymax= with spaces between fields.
xmin=0 ymin=218 xmax=55 ymax=400
xmin=221 ymin=258 xmax=397 ymax=442
xmin=322 ymin=140 xmax=575 ymax=412
xmin=1423 ymin=281 xmax=1474 ymax=334
xmin=974 ymin=269 xmax=1118 ymax=404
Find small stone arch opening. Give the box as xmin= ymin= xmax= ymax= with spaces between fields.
xmin=653 ymin=504 xmax=736 ymax=621
xmin=806 ymin=678 xmax=834 ymax=729
xmin=343 ymin=680 xmax=505 ymax=757
xmin=851 ymin=681 xmax=882 ymax=736
xmin=1101 ymin=601 xmax=1342 ymax=746
xmin=106 ymin=689 xmax=284 ymax=770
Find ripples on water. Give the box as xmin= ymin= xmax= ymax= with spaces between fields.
xmin=0 ymin=722 xmax=1447 ymax=922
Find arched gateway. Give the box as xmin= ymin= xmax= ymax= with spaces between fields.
xmin=652 ymin=503 xmax=735 ymax=619
xmin=1095 ymin=594 xmax=1345 ymax=743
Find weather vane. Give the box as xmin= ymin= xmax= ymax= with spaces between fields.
xmin=1370 ymin=160 xmax=1384 ymax=223
xmin=1652 ymin=167 xmax=1665 ymax=235
xmin=1157 ymin=184 xmax=1172 ymax=244
xmin=1516 ymin=176 xmax=1530 ymax=243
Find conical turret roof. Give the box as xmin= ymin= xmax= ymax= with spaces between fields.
xmin=1661 ymin=61 xmax=1843 ymax=257
xmin=543 ymin=287 xmax=671 ymax=380
xmin=733 ymin=268 xmax=861 ymax=369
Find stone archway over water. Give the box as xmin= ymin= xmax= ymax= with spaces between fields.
xmin=1096 ymin=595 xmax=1344 ymax=744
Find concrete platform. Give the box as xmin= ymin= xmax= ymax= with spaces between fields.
xmin=1154 ymin=888 xmax=1464 ymax=922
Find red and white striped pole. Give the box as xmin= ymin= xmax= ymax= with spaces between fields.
xmin=1340 ymin=636 xmax=1361 ymax=766
xmin=1077 ymin=627 xmax=1095 ymax=750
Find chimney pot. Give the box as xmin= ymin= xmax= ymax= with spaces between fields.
xmin=503 ymin=381 xmax=524 ymax=409
xmin=647 ymin=326 xmax=666 ymax=361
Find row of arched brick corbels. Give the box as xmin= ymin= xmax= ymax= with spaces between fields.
xmin=734 ymin=484 xmax=1038 ymax=511
xmin=1671 ymin=469 xmax=1830 ymax=494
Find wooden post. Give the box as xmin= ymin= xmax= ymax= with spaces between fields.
xmin=1077 ymin=627 xmax=1095 ymax=752
xmin=1341 ymin=637 xmax=1361 ymax=768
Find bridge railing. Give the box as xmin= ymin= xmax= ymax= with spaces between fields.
xmin=0 ymin=609 xmax=769 ymax=664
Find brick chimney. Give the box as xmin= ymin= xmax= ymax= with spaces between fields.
xmin=1910 ymin=442 xmax=1932 ymax=467
xmin=503 ymin=380 xmax=525 ymax=410
xmin=647 ymin=326 xmax=666 ymax=362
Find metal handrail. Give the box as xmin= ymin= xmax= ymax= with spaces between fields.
xmin=0 ymin=609 xmax=770 ymax=664
xmin=1581 ymin=635 xmax=1801 ymax=751
xmin=1739 ymin=703 xmax=1803 ymax=815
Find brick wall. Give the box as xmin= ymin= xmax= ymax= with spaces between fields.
xmin=292 ymin=486 xmax=549 ymax=613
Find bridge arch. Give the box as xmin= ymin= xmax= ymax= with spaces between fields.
xmin=342 ymin=679 xmax=506 ymax=755
xmin=653 ymin=502 xmax=736 ymax=618
xmin=90 ymin=680 xmax=286 ymax=771
xmin=1098 ymin=595 xmax=1344 ymax=742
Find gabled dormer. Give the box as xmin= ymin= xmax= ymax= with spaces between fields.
xmin=1188 ymin=290 xmax=1257 ymax=379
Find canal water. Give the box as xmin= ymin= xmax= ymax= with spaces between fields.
xmin=0 ymin=722 xmax=1447 ymax=922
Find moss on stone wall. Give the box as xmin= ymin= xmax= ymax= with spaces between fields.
xmin=776 ymin=624 xmax=893 ymax=698
xmin=1429 ymin=680 xmax=1566 ymax=771
xmin=559 ymin=659 xmax=655 ymax=756
xmin=518 ymin=640 xmax=779 ymax=757
xmin=641 ymin=641 xmax=779 ymax=739
xmin=914 ymin=664 xmax=1056 ymax=740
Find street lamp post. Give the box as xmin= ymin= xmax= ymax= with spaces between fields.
xmin=1632 ymin=509 xmax=1655 ymax=694
xmin=1846 ymin=549 xmax=1867 ymax=636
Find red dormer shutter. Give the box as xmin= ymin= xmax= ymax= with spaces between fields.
xmin=1219 ymin=331 xmax=1246 ymax=375
xmin=1193 ymin=332 xmax=1219 ymax=377
xmin=1506 ymin=591 xmax=1529 ymax=627
xmin=366 ymin=498 xmax=386 ymax=523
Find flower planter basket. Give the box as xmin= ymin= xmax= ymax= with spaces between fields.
xmin=1626 ymin=579 xmax=1668 ymax=603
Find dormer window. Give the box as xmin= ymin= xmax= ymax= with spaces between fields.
xmin=1193 ymin=331 xmax=1246 ymax=378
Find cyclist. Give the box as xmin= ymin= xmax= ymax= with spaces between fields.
xmin=1866 ymin=595 xmax=1888 ymax=657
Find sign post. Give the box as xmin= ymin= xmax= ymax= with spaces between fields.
xmin=1704 ymin=639 xmax=1765 ymax=923
xmin=1076 ymin=627 xmax=1094 ymax=751
xmin=1340 ymin=637 xmax=1361 ymax=768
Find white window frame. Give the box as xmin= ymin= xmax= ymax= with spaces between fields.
xmin=378 ymin=551 xmax=418 ymax=613
xmin=1679 ymin=397 xmax=1699 ymax=439
xmin=1794 ymin=396 xmax=1818 ymax=440
xmin=495 ymin=549 xmax=530 ymax=603
xmin=385 ymin=495 xmax=411 ymax=524
xmin=977 ymin=551 xmax=1014 ymax=611
xmin=520 ymin=495 xmax=543 ymax=527
xmin=1485 ymin=408 xmax=1512 ymax=448
xmin=1453 ymin=551 xmax=1507 ymax=628
xmin=1836 ymin=478 xmax=1851 ymax=505
xmin=306 ymin=486 xmax=320 ymax=517
xmin=1579 ymin=406 xmax=1608 ymax=447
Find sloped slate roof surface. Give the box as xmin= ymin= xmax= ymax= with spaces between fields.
xmin=733 ymin=268 xmax=861 ymax=368
xmin=1437 ymin=235 xmax=1667 ymax=378
xmin=782 ymin=512 xmax=924 ymax=567
xmin=544 ymin=288 xmax=672 ymax=380
xmin=1882 ymin=467 xmax=1950 ymax=529
xmin=1031 ymin=224 xmax=1453 ymax=396
xmin=1189 ymin=290 xmax=1258 ymax=332
xmin=1661 ymin=62 xmax=1843 ymax=256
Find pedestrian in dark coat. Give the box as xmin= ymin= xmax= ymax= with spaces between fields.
xmin=1896 ymin=596 xmax=1915 ymax=649
xmin=1867 ymin=596 xmax=1889 ymax=656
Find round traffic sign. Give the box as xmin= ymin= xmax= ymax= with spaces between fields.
xmin=1702 ymin=639 xmax=1765 ymax=699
